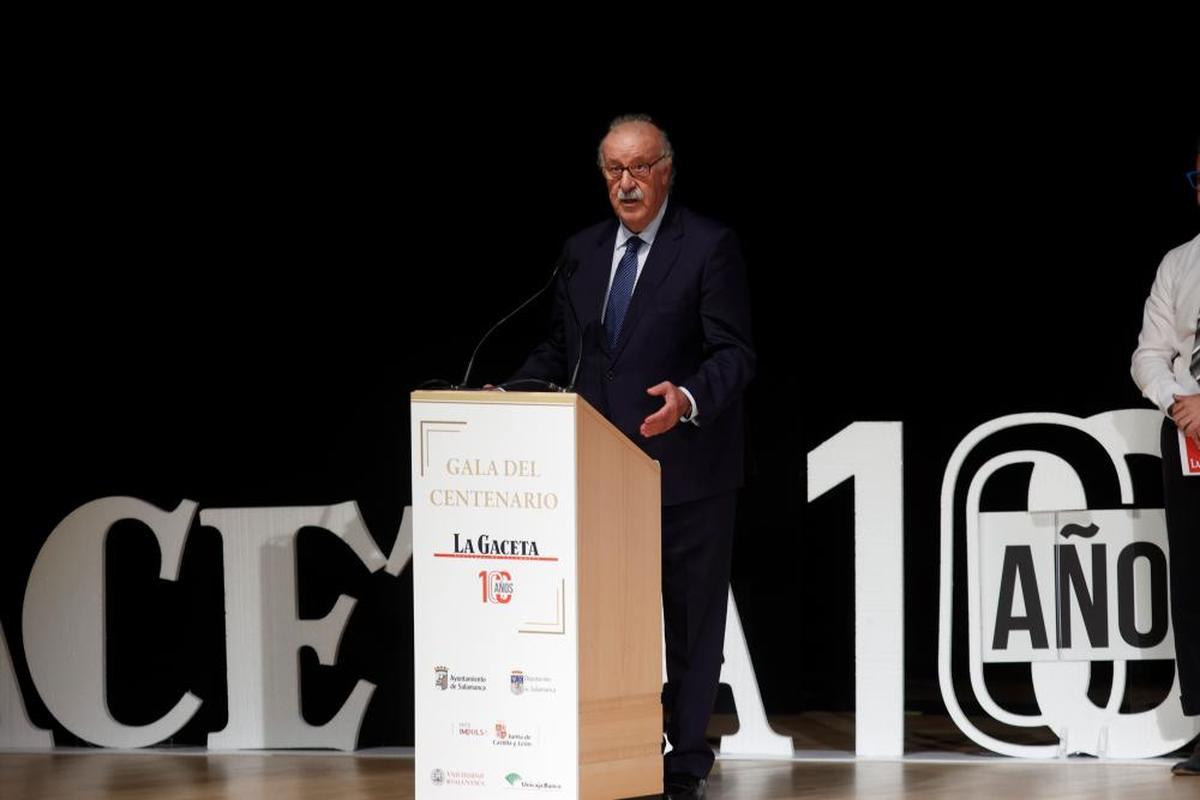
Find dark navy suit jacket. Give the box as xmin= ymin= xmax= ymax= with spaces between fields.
xmin=515 ymin=202 xmax=755 ymax=506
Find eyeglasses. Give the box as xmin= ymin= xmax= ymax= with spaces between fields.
xmin=602 ymin=153 xmax=669 ymax=181
xmin=1188 ymin=170 xmax=1200 ymax=190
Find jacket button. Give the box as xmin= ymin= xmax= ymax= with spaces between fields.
xmin=605 ymin=370 xmax=614 ymax=381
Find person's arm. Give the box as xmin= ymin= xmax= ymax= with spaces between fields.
xmin=1131 ymin=254 xmax=1188 ymax=415
xmin=641 ymin=229 xmax=756 ymax=437
xmin=676 ymin=229 xmax=756 ymax=424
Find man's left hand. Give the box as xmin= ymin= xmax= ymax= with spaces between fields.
xmin=641 ymin=381 xmax=688 ymax=438
xmin=1172 ymin=394 xmax=1200 ymax=438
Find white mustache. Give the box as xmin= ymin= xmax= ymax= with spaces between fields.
xmin=617 ymin=187 xmax=644 ymax=201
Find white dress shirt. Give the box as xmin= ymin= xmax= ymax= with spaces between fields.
xmin=604 ymin=196 xmax=670 ymax=304
xmin=1132 ymin=233 xmax=1200 ymax=414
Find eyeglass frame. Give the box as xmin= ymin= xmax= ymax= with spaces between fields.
xmin=601 ymin=152 xmax=670 ymax=182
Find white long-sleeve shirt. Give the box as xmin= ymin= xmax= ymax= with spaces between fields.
xmin=1131 ymin=233 xmax=1200 ymax=414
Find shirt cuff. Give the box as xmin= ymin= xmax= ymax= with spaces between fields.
xmin=678 ymin=386 xmax=699 ymax=425
xmin=1158 ymin=383 xmax=1187 ymax=416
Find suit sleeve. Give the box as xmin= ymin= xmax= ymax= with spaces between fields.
xmin=680 ymin=229 xmax=756 ymax=424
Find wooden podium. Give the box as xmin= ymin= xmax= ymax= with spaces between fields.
xmin=411 ymin=390 xmax=662 ymax=799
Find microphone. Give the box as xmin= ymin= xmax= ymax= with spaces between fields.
xmin=498 ymin=258 xmax=583 ymax=393
xmin=560 ymin=259 xmax=586 ymax=392
xmin=459 ymin=254 xmax=571 ymax=390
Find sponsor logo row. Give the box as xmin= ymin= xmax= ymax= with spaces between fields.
xmin=429 ymin=768 xmax=562 ymax=792
xmin=434 ymin=666 xmax=557 ymax=696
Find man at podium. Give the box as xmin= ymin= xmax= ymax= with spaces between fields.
xmin=512 ymin=114 xmax=755 ymax=799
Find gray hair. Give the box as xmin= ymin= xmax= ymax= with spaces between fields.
xmin=597 ymin=114 xmax=676 ymax=188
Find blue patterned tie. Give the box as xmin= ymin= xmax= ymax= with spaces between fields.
xmin=604 ymin=235 xmax=642 ymax=349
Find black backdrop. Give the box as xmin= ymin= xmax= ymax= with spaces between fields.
xmin=5 ymin=70 xmax=1198 ymax=748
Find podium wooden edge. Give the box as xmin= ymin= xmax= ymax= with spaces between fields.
xmin=574 ymin=396 xmax=662 ymax=799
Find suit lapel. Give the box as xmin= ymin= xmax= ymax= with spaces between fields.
xmin=573 ymin=221 xmax=618 ymax=352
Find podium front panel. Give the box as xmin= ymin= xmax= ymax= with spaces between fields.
xmin=412 ymin=394 xmax=579 ymax=798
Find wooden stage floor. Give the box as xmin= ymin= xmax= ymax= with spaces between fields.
xmin=3 ymin=713 xmax=1195 ymax=799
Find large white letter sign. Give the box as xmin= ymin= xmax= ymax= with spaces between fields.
xmin=203 ymin=501 xmax=387 ymax=750
xmin=22 ymin=497 xmax=202 ymax=747
xmin=808 ymin=422 xmax=904 ymax=757
xmin=0 ymin=618 xmax=52 ymax=747
xmin=939 ymin=410 xmax=1200 ymax=758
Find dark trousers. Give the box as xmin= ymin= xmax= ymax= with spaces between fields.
xmin=661 ymin=491 xmax=737 ymax=779
xmin=1162 ymin=418 xmax=1200 ymax=716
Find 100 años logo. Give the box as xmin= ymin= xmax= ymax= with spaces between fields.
xmin=479 ymin=571 xmax=514 ymax=604
xmin=809 ymin=411 xmax=1200 ymax=759
xmin=938 ymin=410 xmax=1196 ymax=758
